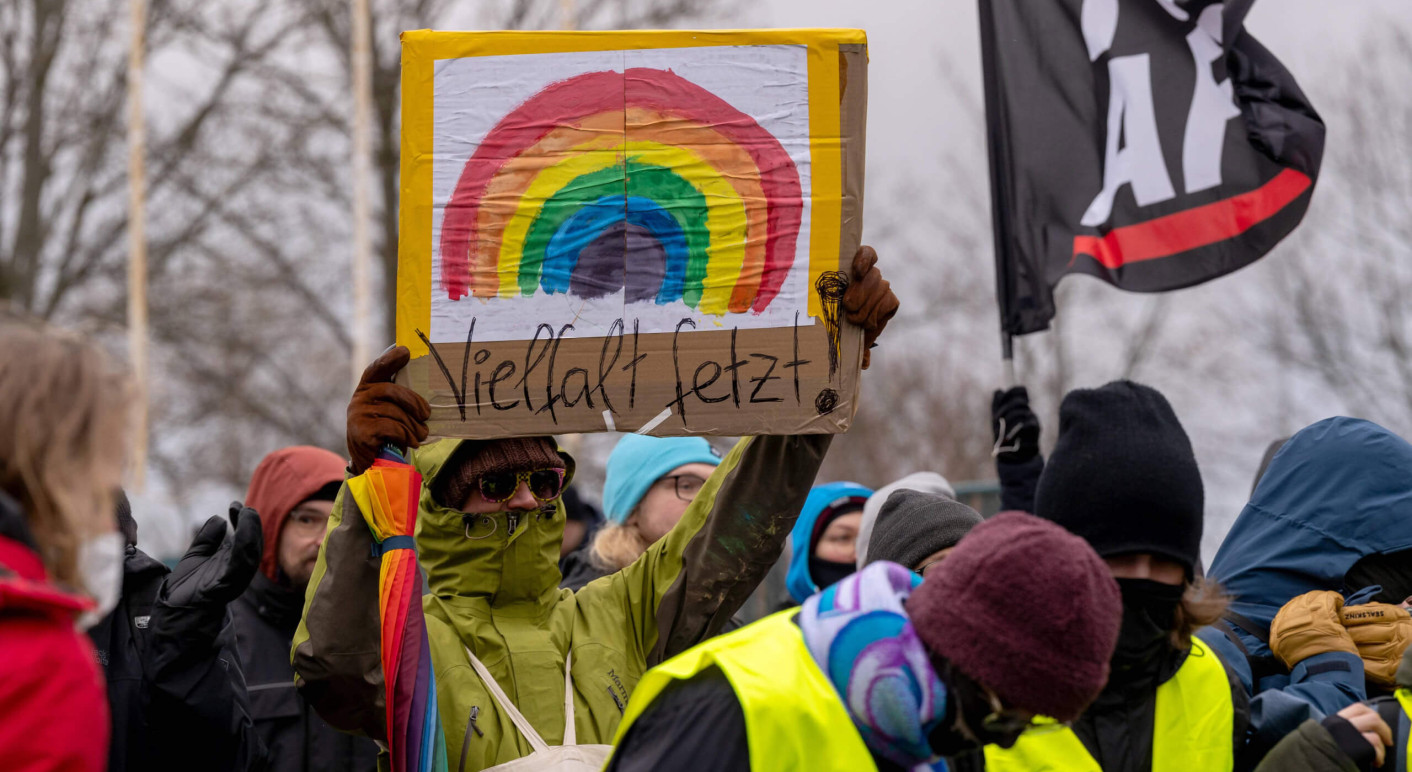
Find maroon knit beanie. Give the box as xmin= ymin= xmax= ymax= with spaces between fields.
xmin=433 ymin=437 xmax=565 ymax=509
xmin=907 ymin=511 xmax=1121 ymax=722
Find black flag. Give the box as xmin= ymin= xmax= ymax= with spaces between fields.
xmin=980 ymin=0 xmax=1324 ymax=337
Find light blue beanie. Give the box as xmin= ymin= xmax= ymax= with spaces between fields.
xmin=602 ymin=435 xmax=722 ymax=523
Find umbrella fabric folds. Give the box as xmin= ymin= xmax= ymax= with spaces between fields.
xmin=347 ymin=447 xmax=447 ymax=772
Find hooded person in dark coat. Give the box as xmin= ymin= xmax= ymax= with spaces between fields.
xmin=784 ymin=481 xmax=873 ymax=604
xmin=231 ymin=447 xmax=379 ymax=772
xmin=89 ymin=492 xmax=269 ymax=772
xmin=1201 ymin=417 xmax=1412 ymax=764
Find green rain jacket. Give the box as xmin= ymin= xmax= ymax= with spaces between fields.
xmin=291 ymin=433 xmax=830 ymax=771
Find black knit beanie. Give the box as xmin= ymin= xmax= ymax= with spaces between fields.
xmin=865 ymin=490 xmax=983 ymax=570
xmin=1034 ymin=381 xmax=1203 ymax=577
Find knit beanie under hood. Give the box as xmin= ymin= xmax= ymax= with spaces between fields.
xmin=854 ymin=472 xmax=956 ymax=569
xmin=1034 ymin=380 xmax=1204 ymax=577
xmin=865 ymin=490 xmax=982 ymax=570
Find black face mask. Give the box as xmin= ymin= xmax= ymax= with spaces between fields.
xmin=1109 ymin=578 xmax=1184 ymax=690
xmin=808 ymin=556 xmax=856 ymax=591
xmin=1345 ymin=550 xmax=1412 ymax=605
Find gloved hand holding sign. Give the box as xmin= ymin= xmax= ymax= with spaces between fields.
xmin=347 ymin=345 xmax=431 ymax=474
xmin=842 ymin=246 xmax=900 ymax=370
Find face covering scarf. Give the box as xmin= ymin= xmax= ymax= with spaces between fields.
xmin=808 ymin=555 xmax=857 ymax=591
xmin=797 ymin=562 xmax=948 ymax=770
xmin=1108 ymin=578 xmax=1185 ymax=691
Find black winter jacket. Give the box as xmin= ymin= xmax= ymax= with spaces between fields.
xmin=232 ymin=572 xmax=378 ymax=772
xmin=1060 ymin=644 xmax=1250 ymax=772
xmin=558 ymin=546 xmax=609 ymax=591
xmin=89 ymin=545 xmax=266 ymax=771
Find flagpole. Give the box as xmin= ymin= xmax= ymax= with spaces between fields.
xmin=350 ymin=0 xmax=375 ymax=387
xmin=1002 ymin=334 xmax=1016 ymax=387
xmin=127 ymin=0 xmax=149 ymax=491
xmin=978 ymin=0 xmax=1019 ymax=389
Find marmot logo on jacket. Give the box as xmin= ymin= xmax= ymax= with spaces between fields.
xmin=606 ymin=669 xmax=629 ymax=714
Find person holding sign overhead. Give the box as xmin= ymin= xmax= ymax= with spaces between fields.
xmin=290 ymin=245 xmax=897 ymax=771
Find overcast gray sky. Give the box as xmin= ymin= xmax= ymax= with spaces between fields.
xmin=751 ymin=0 xmax=1410 ymax=208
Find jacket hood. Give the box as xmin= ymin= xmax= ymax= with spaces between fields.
xmin=786 ymin=481 xmax=872 ymax=602
xmin=1209 ymin=417 xmax=1412 ymax=631
xmin=246 ymin=446 xmax=348 ymax=580
xmin=412 ymin=438 xmax=577 ymax=616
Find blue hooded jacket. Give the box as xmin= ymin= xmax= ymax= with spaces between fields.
xmin=1198 ymin=417 xmax=1412 ymax=759
xmin=785 ymin=482 xmax=872 ymax=603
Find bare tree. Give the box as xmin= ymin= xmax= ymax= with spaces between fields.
xmin=1 ymin=0 xmax=737 ymax=556
xmin=1256 ymin=25 xmax=1412 ymax=435
xmin=260 ymin=0 xmax=740 ymax=349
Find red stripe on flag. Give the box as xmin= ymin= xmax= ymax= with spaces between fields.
xmin=1071 ymin=168 xmax=1312 ymax=269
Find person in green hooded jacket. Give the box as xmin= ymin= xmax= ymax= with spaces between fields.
xmin=290 ymin=247 xmax=899 ymax=771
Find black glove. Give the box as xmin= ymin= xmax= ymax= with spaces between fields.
xmin=145 ymin=503 xmax=268 ymax=771
xmin=154 ymin=503 xmax=263 ymax=646
xmin=991 ymin=386 xmax=1041 ymax=463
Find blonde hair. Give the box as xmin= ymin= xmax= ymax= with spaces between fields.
xmin=588 ymin=520 xmax=651 ymax=573
xmin=0 ymin=314 xmax=129 ymax=587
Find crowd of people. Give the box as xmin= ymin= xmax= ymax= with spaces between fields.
xmin=3 ymin=243 xmax=1412 ymax=772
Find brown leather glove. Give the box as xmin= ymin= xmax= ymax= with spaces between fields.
xmin=1341 ymin=602 xmax=1412 ymax=687
xmin=347 ymin=345 xmax=431 ymax=474
xmin=841 ymin=245 xmax=899 ymax=370
xmin=1270 ymin=590 xmax=1360 ymax=669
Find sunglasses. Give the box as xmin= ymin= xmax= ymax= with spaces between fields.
xmin=478 ymin=468 xmax=566 ymax=504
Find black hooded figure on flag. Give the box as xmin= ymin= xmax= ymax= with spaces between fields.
xmin=980 ymin=0 xmax=1325 ymax=338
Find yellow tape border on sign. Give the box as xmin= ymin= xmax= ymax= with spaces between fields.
xmin=395 ymin=28 xmax=864 ymax=356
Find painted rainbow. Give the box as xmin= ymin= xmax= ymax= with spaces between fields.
xmin=438 ymin=67 xmax=804 ymax=315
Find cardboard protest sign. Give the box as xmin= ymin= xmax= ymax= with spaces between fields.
xmin=396 ymin=29 xmax=868 ymax=438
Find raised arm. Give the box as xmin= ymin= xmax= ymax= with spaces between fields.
xmin=291 ymin=346 xmax=431 ymax=740
xmin=583 ymin=246 xmax=898 ymax=664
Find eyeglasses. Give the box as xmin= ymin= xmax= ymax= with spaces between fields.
xmin=478 ymin=468 xmax=566 ymax=504
xmin=660 ymin=474 xmax=707 ymax=502
xmin=286 ymin=508 xmax=331 ymax=536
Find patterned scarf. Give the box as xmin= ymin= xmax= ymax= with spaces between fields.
xmin=797 ymin=562 xmax=948 ymax=770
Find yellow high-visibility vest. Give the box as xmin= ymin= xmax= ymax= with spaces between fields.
xmin=1393 ymin=688 xmax=1412 ymax=772
xmin=985 ymin=637 xmax=1234 ymax=772
xmin=610 ymin=610 xmax=879 ymax=771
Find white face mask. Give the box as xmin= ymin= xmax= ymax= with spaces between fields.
xmin=76 ymin=531 xmax=125 ymax=630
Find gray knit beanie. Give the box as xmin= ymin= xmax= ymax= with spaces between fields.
xmin=865 ymin=489 xmax=983 ymax=570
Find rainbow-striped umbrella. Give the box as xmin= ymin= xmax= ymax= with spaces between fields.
xmin=346 ymin=447 xmax=447 ymax=772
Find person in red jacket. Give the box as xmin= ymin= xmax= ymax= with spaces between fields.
xmin=0 ymin=316 xmax=129 ymax=771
